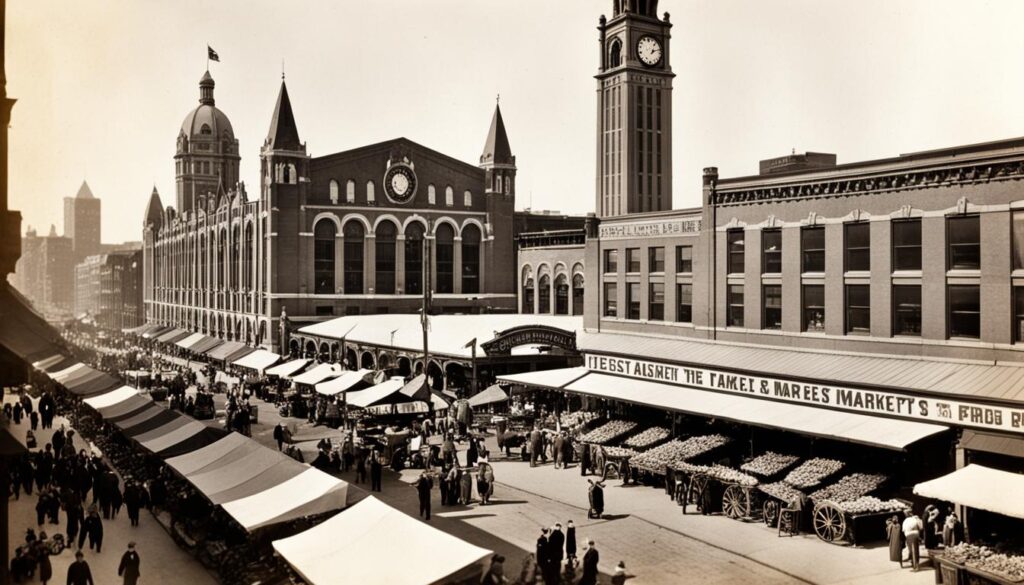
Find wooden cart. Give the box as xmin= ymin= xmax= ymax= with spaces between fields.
xmin=809 ymin=499 xmax=909 ymax=545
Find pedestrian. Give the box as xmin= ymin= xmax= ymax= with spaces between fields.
xmin=580 ymin=442 xmax=591 ymax=476
xmin=13 ymin=400 xmax=23 ymax=424
xmin=886 ymin=515 xmax=903 ymax=568
xmin=111 ymin=481 xmax=123 ymax=519
xmin=370 ymin=449 xmax=383 ymax=492
xmin=553 ymin=432 xmax=565 ymax=469
xmin=37 ymin=542 xmax=53 ymax=584
xmin=466 ymin=435 xmax=479 ymax=468
xmin=587 ymin=479 xmax=605 ymax=519
xmin=580 ymin=539 xmax=600 ymax=585
xmin=445 ymin=465 xmax=459 ymax=506
xmin=565 ymin=519 xmax=577 ymax=565
xmin=413 ymin=470 xmax=433 ymax=521
xmin=81 ymin=508 xmax=103 ymax=553
xmin=52 ymin=428 xmax=65 ymax=459
xmin=273 ymin=423 xmax=285 ymax=451
xmin=535 ymin=528 xmax=550 ymax=582
xmin=611 ymin=561 xmax=628 ymax=585
xmin=124 ymin=482 xmax=142 ymax=527
xmin=66 ymin=550 xmax=94 ymax=585
xmin=117 ymin=542 xmax=141 ymax=585
xmin=36 ymin=487 xmax=51 ymax=526
xmin=548 ymin=523 xmax=565 ymax=583
xmin=355 ymin=449 xmax=367 ymax=484
xmin=924 ymin=505 xmax=942 ymax=550
xmin=943 ymin=509 xmax=963 ymax=547
xmin=481 ymin=554 xmax=506 ymax=585
xmin=529 ymin=426 xmax=542 ymax=467
xmin=460 ymin=465 xmax=473 ymax=504
xmin=902 ymin=510 xmax=924 ymax=571
xmin=29 ymin=410 xmax=39 ymax=431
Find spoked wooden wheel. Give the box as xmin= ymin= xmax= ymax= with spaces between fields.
xmin=721 ymin=485 xmax=748 ymax=519
xmin=763 ymin=499 xmax=780 ymax=527
xmin=813 ymin=502 xmax=847 ymax=543
xmin=687 ymin=475 xmax=708 ymax=507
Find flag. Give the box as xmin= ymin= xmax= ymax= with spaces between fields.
xmin=208 ymin=46 xmax=220 ymax=62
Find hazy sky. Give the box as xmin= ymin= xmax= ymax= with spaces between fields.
xmin=9 ymin=0 xmax=1024 ymax=244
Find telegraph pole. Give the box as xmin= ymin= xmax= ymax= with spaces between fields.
xmin=421 ymin=233 xmax=434 ymax=419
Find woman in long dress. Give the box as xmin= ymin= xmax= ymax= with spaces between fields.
xmin=886 ymin=515 xmax=903 ymax=567
xmin=460 ymin=466 xmax=473 ymax=504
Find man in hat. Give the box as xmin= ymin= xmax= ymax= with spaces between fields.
xmin=548 ymin=522 xmax=566 ymax=580
xmin=118 ymin=542 xmax=141 ymax=585
xmin=67 ymin=550 xmax=94 ymax=585
xmin=580 ymin=538 xmax=600 ymax=585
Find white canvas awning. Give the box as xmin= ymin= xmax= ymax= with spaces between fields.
xmin=315 ymin=369 xmax=374 ymax=396
xmin=221 ymin=468 xmax=348 ymax=531
xmin=137 ymin=420 xmax=207 ymax=453
xmin=468 ymin=384 xmax=509 ymax=408
xmin=82 ymin=386 xmax=139 ymax=409
xmin=291 ymin=363 xmax=343 ymax=386
xmin=175 ymin=332 xmax=205 ymax=350
xmin=232 ymin=349 xmax=282 ymax=373
xmin=346 ymin=378 xmax=406 ymax=408
xmin=272 ymin=496 xmax=491 ymax=585
xmin=914 ymin=464 xmax=1024 ymax=519
xmin=498 ymin=366 xmax=589 ymax=389
xmin=165 ymin=432 xmax=251 ymax=476
xmin=266 ymin=358 xmax=311 ymax=378
xmin=49 ymin=362 xmax=87 ymax=383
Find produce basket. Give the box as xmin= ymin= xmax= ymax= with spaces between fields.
xmin=757 ymin=481 xmax=806 ymax=529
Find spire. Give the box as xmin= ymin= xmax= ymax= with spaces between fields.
xmin=75 ymin=180 xmax=94 ymax=199
xmin=48 ymin=224 xmax=58 ymax=237
xmin=480 ymin=102 xmax=513 ymax=166
xmin=145 ymin=186 xmax=164 ymax=228
xmin=265 ymin=79 xmax=302 ymax=151
xmin=199 ymin=70 xmax=215 ymax=106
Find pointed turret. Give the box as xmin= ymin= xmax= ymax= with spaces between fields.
xmin=480 ymin=102 xmax=514 ymax=166
xmin=76 ymin=180 xmax=95 ymax=199
xmin=144 ymin=186 xmax=164 ymax=228
xmin=199 ymin=70 xmax=215 ymax=106
xmin=265 ymin=79 xmax=302 ymax=151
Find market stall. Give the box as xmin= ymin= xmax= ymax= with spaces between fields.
xmin=290 ymin=363 xmax=343 ymax=390
xmin=231 ymin=349 xmax=282 ymax=375
xmin=265 ymin=358 xmax=311 ymax=379
xmin=314 ymin=369 xmax=374 ymax=396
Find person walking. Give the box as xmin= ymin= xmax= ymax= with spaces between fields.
xmin=529 ymin=427 xmax=542 ymax=468
xmin=273 ymin=423 xmax=285 ymax=451
xmin=565 ymin=520 xmax=577 ymax=568
xmin=355 ymin=449 xmax=367 ymax=484
xmin=81 ymin=509 xmax=103 ymax=553
xmin=481 ymin=554 xmax=506 ymax=585
xmin=548 ymin=523 xmax=565 ymax=584
xmin=611 ymin=561 xmax=628 ymax=585
xmin=413 ymin=470 xmax=433 ymax=521
xmin=117 ymin=542 xmax=141 ymax=585
xmin=369 ymin=449 xmax=383 ymax=492
xmin=580 ymin=539 xmax=600 ymax=585
xmin=535 ymin=528 xmax=550 ymax=583
xmin=124 ymin=482 xmax=142 ymax=527
xmin=902 ymin=510 xmax=924 ymax=571
xmin=66 ymin=551 xmax=94 ymax=585
xmin=37 ymin=542 xmax=53 ymax=584
xmin=460 ymin=465 xmax=473 ymax=504
xmin=553 ymin=433 xmax=565 ymax=469
xmin=886 ymin=515 xmax=903 ymax=568
xmin=29 ymin=410 xmax=39 ymax=431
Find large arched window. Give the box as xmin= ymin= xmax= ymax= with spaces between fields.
xmin=435 ymin=223 xmax=455 ymax=294
xmin=343 ymin=221 xmax=365 ymax=294
xmin=445 ymin=186 xmax=454 ymax=207
xmin=555 ymin=274 xmax=569 ymax=315
xmin=314 ymin=220 xmax=337 ymax=294
xmin=428 ymin=184 xmax=436 ymax=205
xmin=346 ymin=180 xmax=355 ymax=203
xmin=329 ymin=179 xmax=340 ymax=204
xmin=572 ymin=273 xmax=585 ymax=315
xmin=609 ymin=38 xmax=622 ymax=68
xmin=522 ymin=277 xmax=535 ymax=314
xmin=405 ymin=222 xmax=425 ymax=295
xmin=462 ymin=224 xmax=481 ymax=294
xmin=538 ymin=274 xmax=551 ymax=314
xmin=375 ymin=221 xmax=397 ymax=294
xmin=366 ymin=180 xmax=376 ymax=203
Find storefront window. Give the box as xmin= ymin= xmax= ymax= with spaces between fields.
xmin=727 ymin=229 xmax=745 ymax=274
xmin=627 ymin=282 xmax=640 ymax=319
xmin=522 ymin=278 xmax=534 ymax=314
xmin=343 ymin=221 xmax=364 ymax=294
xmin=572 ymin=274 xmax=584 ymax=315
xmin=604 ymin=282 xmax=617 ymax=317
xmin=648 ymin=282 xmax=664 ymax=320
xmin=648 ymin=247 xmax=665 ymax=273
xmin=604 ymin=249 xmax=618 ymax=273
xmin=802 ymin=227 xmax=825 ymax=273
xmin=626 ymin=248 xmax=641 ymax=273
xmin=947 ymin=215 xmax=980 ymax=270
xmin=763 ymin=285 xmax=781 ymax=329
xmin=845 ymin=284 xmax=870 ymax=334
xmin=435 ymin=224 xmax=455 ymax=293
xmin=676 ymin=283 xmax=692 ymax=323
xmin=538 ymin=274 xmax=551 ymax=314
xmin=802 ymin=284 xmax=825 ymax=332
xmin=892 ymin=219 xmax=922 ymax=271
xmin=374 ymin=220 xmax=397 ymax=294
xmin=893 ymin=285 xmax=921 ymax=336
xmin=845 ymin=222 xmax=870 ymax=272
xmin=676 ymin=245 xmax=693 ymax=273
xmin=727 ymin=284 xmax=744 ymax=327
xmin=948 ymin=285 xmax=980 ymax=338
xmin=762 ymin=229 xmax=782 ymax=274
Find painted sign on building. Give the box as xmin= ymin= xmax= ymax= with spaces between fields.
xmin=598 ymin=217 xmax=701 ymax=240
xmin=482 ymin=325 xmax=578 ymax=356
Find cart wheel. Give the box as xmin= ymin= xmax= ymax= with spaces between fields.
xmin=687 ymin=475 xmax=707 ymax=507
xmin=763 ymin=499 xmax=780 ymax=527
xmin=813 ymin=502 xmax=847 ymax=543
xmin=722 ymin=485 xmax=747 ymax=519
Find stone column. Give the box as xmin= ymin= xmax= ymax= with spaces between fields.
xmin=396 ymin=235 xmax=406 ymax=294
xmin=453 ymin=236 xmax=463 ymax=294
xmin=365 ymin=234 xmax=376 ymax=294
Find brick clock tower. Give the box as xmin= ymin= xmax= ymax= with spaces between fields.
xmin=595 ymin=0 xmax=674 ymax=218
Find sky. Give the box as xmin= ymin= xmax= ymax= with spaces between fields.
xmin=9 ymin=0 xmax=1024 ymax=244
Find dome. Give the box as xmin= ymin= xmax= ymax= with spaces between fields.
xmin=179 ymin=70 xmax=235 ymax=141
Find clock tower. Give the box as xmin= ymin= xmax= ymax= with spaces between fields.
xmin=595 ymin=0 xmax=674 ymax=217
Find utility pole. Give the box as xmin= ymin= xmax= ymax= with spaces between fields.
xmin=421 ymin=232 xmax=435 ymax=420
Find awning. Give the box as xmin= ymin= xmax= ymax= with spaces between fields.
xmin=959 ymin=430 xmax=1024 ymax=459
xmin=346 ymin=378 xmax=406 ymax=408
xmin=128 ymin=323 xmax=163 ymax=337
xmin=207 ymin=341 xmax=254 ymax=362
xmin=118 ymin=407 xmax=180 ymax=436
xmin=468 ymin=384 xmax=509 ymax=408
xmin=185 ymin=447 xmax=299 ymax=502
xmin=122 ymin=324 xmax=148 ymax=335
xmin=186 ymin=335 xmax=223 ymax=354
xmin=49 ymin=362 xmax=88 ymax=383
xmin=98 ymin=395 xmax=154 ymax=421
xmin=207 ymin=458 xmax=308 ymax=504
xmin=221 ymin=468 xmax=348 ymax=531
xmin=0 ymin=287 xmax=70 ymax=365
xmin=155 ymin=327 xmax=190 ymax=344
xmin=266 ymin=358 xmax=310 ymax=378
xmin=157 ymin=426 xmax=228 ymax=458
xmin=32 ymin=354 xmax=67 ymax=371
xmin=169 ymin=436 xmax=264 ymax=478
xmin=82 ymin=386 xmax=138 ymax=410
xmin=175 ymin=332 xmax=205 ymax=350
xmin=142 ymin=325 xmax=174 ymax=339
xmin=137 ymin=420 xmax=207 ymax=453
xmin=232 ymin=349 xmax=281 ymax=373
xmin=272 ymin=496 xmax=491 ymax=585
xmin=315 ymin=369 xmax=374 ymax=396
xmin=499 ymin=367 xmax=589 ymax=389
xmin=291 ymin=363 xmax=342 ymax=386
xmin=165 ymin=432 xmax=251 ymax=476
xmin=914 ymin=464 xmax=1024 ymax=519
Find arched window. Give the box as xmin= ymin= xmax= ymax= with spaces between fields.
xmin=282 ymin=164 xmax=291 ymax=184
xmin=445 ymin=186 xmax=454 ymax=207
xmin=200 ymin=123 xmax=212 ymax=135
xmin=435 ymin=223 xmax=455 ymax=294
xmin=462 ymin=224 xmax=481 ymax=294
xmin=572 ymin=273 xmax=585 ymax=315
xmin=314 ymin=220 xmax=337 ymax=294
xmin=496 ymin=175 xmax=503 ymax=194
xmin=329 ymin=180 xmax=340 ymax=204
xmin=218 ymin=229 xmax=226 ymax=290
xmin=522 ymin=276 xmax=535 ymax=314
xmin=346 ymin=180 xmax=355 ymax=203
xmin=231 ymin=226 xmax=240 ymax=288
xmin=555 ymin=274 xmax=569 ymax=315
xmin=463 ymin=190 xmax=473 ymax=207
xmin=505 ymin=176 xmax=511 ymax=194
xmin=609 ymin=39 xmax=622 ymax=68
xmin=538 ymin=274 xmax=551 ymax=314
xmin=198 ymin=234 xmax=206 ymax=290
xmin=366 ymin=180 xmax=376 ymax=203
xmin=375 ymin=221 xmax=397 ymax=294
xmin=405 ymin=222 xmax=425 ymax=295
xmin=244 ymin=223 xmax=254 ymax=289
xmin=428 ymin=184 xmax=436 ymax=205
xmin=343 ymin=221 xmax=365 ymax=294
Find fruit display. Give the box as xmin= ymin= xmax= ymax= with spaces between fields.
xmin=740 ymin=452 xmax=800 ymax=477
xmin=559 ymin=411 xmax=599 ymax=432
xmin=671 ymin=460 xmax=711 ymax=475
xmin=833 ymin=496 xmax=909 ymax=515
xmin=809 ymin=473 xmax=887 ymax=502
xmin=706 ymin=465 xmax=759 ymax=487
xmin=624 ymin=426 xmax=671 ymax=449
xmin=944 ymin=543 xmax=1024 ymax=582
xmin=758 ymin=481 xmax=805 ymax=504
xmin=673 ymin=434 xmax=732 ymax=462
xmin=630 ymin=439 xmax=689 ymax=474
xmin=579 ymin=420 xmax=638 ymax=445
xmin=782 ymin=458 xmax=845 ymax=489
xmin=602 ymin=446 xmax=638 ymax=459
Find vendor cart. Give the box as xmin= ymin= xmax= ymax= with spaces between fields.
xmin=809 ymin=499 xmax=910 ymax=545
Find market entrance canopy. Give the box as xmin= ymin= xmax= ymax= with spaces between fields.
xmin=175 ymin=332 xmax=205 ymax=350
xmin=272 ymin=496 xmax=491 ymax=585
xmin=315 ymin=369 xmax=374 ymax=396
xmin=468 ymin=384 xmax=509 ymax=408
xmin=914 ymin=464 xmax=1024 ymax=519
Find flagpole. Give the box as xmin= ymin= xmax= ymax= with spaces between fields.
xmin=422 ymin=233 xmax=433 ymax=422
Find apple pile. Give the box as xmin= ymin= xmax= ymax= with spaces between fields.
xmin=673 ymin=434 xmax=732 ymax=462
xmin=782 ymin=458 xmax=845 ymax=489
xmin=579 ymin=420 xmax=638 ymax=445
xmin=630 ymin=439 xmax=690 ymax=474
xmin=602 ymin=445 xmax=638 ymax=459
xmin=809 ymin=473 xmax=887 ymax=502
xmin=740 ymin=452 xmax=800 ymax=477
xmin=706 ymin=465 xmax=759 ymax=487
xmin=834 ymin=496 xmax=909 ymax=515
xmin=758 ymin=481 xmax=805 ymax=504
xmin=945 ymin=543 xmax=1024 ymax=581
xmin=624 ymin=426 xmax=671 ymax=449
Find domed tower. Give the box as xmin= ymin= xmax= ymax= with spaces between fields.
xmin=174 ymin=71 xmax=241 ymax=214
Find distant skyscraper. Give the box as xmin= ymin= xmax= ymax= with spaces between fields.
xmin=11 ymin=224 xmax=74 ymax=316
xmin=63 ymin=180 xmax=101 ymax=261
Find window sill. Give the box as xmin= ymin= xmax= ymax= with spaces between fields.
xmin=844 ymin=271 xmax=871 ymax=278
xmin=891 ymin=270 xmax=922 ymax=278
xmin=946 ymin=270 xmax=981 ymax=278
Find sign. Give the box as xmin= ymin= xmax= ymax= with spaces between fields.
xmin=482 ymin=326 xmax=577 ymax=356
xmin=599 ymin=217 xmax=701 ymax=240
xmin=584 ymin=353 xmax=1024 ymax=436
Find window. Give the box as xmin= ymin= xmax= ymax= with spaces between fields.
xmin=644 ymin=282 xmax=664 ymax=321
xmin=727 ymin=229 xmax=745 ymax=274
xmin=343 ymin=221 xmax=364 ymax=294
xmin=609 ymin=39 xmax=622 ymax=68
xmin=572 ymin=274 xmax=585 ymax=315
xmin=313 ymin=220 xmax=336 ymax=294
xmin=329 ymin=180 xmax=339 ymax=204
xmin=948 ymin=285 xmax=980 ymax=338
xmin=763 ymin=285 xmax=782 ymax=329
xmin=435 ymin=224 xmax=455 ymax=294
xmin=676 ymin=245 xmax=693 ymax=273
xmin=893 ymin=285 xmax=921 ymax=336
xmin=405 ymin=223 xmax=424 ymax=295
xmin=200 ymin=123 xmax=212 ymax=135
xmin=366 ymin=181 xmax=376 ymax=203
xmin=627 ymin=282 xmax=641 ymax=319
xmin=1014 ymin=213 xmax=1024 ymax=271
xmin=626 ymin=248 xmax=640 ymax=272
xmin=762 ymin=230 xmax=782 ymax=274
xmin=555 ymin=274 xmax=569 ymax=315
xmin=727 ymin=285 xmax=744 ymax=327
xmin=374 ymin=221 xmax=397 ymax=294
xmin=463 ymin=190 xmax=472 ymax=207
xmin=648 ymin=247 xmax=664 ymax=272
xmin=445 ymin=186 xmax=454 ymax=207
xmin=845 ymin=223 xmax=870 ymax=272
xmin=604 ymin=249 xmax=618 ymax=273
xmin=496 ymin=176 xmax=503 ymax=194
xmin=802 ymin=284 xmax=825 ymax=332
xmin=676 ymin=284 xmax=692 ymax=323
xmin=892 ymin=219 xmax=921 ymax=271
xmin=315 ymin=306 xmax=334 ymax=316
xmin=947 ymin=216 xmax=980 ymax=270
xmin=428 ymin=184 xmax=436 ymax=205
xmin=522 ymin=277 xmax=535 ymax=314
xmin=604 ymin=282 xmax=618 ymax=317
xmin=845 ymin=284 xmax=870 ymax=334
xmin=462 ymin=224 xmax=481 ymax=294
xmin=1015 ymin=288 xmax=1024 ymax=342
xmin=346 ymin=180 xmax=355 ymax=203
xmin=538 ymin=274 xmax=551 ymax=314
xmin=802 ymin=227 xmax=825 ymax=272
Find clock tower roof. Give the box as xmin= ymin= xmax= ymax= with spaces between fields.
xmin=265 ymin=79 xmax=302 ymax=152
xmin=480 ymin=102 xmax=514 ymax=166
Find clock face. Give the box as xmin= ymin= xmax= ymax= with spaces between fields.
xmin=637 ymin=36 xmax=662 ymax=67
xmin=383 ymin=164 xmax=417 ymax=204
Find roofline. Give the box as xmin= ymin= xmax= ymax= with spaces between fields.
xmin=599 ymin=206 xmax=702 ymax=222
xmin=311 ymin=137 xmax=482 ymax=176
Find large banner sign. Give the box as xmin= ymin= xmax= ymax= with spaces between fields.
xmin=598 ymin=217 xmax=701 ymax=240
xmin=482 ymin=326 xmax=577 ymax=356
xmin=584 ymin=354 xmax=1024 ymax=435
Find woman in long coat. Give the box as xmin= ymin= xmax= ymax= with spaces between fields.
xmin=460 ymin=466 xmax=473 ymax=504
xmin=885 ymin=515 xmax=903 ymax=567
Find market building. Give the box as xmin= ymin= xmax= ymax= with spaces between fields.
xmin=74 ymin=248 xmax=144 ymax=330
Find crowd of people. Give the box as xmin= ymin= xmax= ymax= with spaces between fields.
xmin=887 ymin=505 xmax=964 ymax=572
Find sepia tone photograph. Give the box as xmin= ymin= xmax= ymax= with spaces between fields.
xmin=2 ymin=0 xmax=1024 ymax=583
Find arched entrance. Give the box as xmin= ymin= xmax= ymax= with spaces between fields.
xmin=361 ymin=351 xmax=376 ymax=370
xmin=426 ymin=360 xmax=444 ymax=391
xmin=319 ymin=342 xmax=331 ymax=363
xmin=445 ymin=362 xmax=467 ymax=393
xmin=397 ymin=357 xmax=412 ymax=377
xmin=304 ymin=340 xmax=317 ymax=359
xmin=345 ymin=348 xmax=358 ymax=370
xmin=378 ymin=353 xmax=392 ymax=372
xmin=289 ymin=339 xmax=300 ymax=358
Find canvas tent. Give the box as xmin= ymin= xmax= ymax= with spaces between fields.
xmin=314 ymin=369 xmax=374 ymax=396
